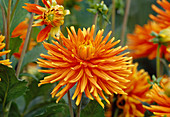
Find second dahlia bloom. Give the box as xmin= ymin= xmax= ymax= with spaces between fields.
xmin=143 ymin=82 xmax=170 ymax=117
xmin=127 ymin=21 xmax=170 ymax=60
xmin=117 ymin=63 xmax=151 ymax=117
xmin=37 ymin=25 xmax=132 ymax=108
xmin=0 ymin=35 xmax=11 ymax=66
xmin=23 ymin=0 xmax=70 ymax=42
xmin=11 ymin=18 xmax=37 ymax=59
xmin=150 ymin=0 xmax=170 ymax=28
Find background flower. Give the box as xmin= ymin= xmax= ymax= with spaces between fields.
xmin=11 ymin=18 xmax=37 ymax=59
xmin=117 ymin=63 xmax=151 ymax=117
xmin=23 ymin=0 xmax=70 ymax=42
xmin=0 ymin=35 xmax=11 ymax=66
xmin=37 ymin=25 xmax=132 ymax=108
xmin=143 ymin=82 xmax=170 ymax=117
xmin=127 ymin=21 xmax=170 ymax=61
xmin=149 ymin=0 xmax=170 ymax=28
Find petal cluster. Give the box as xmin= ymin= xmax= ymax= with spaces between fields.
xmin=127 ymin=21 xmax=170 ymax=60
xmin=11 ymin=18 xmax=37 ymax=59
xmin=37 ymin=25 xmax=132 ymax=108
xmin=150 ymin=0 xmax=170 ymax=28
xmin=23 ymin=0 xmax=70 ymax=42
xmin=0 ymin=35 xmax=11 ymax=66
xmin=143 ymin=82 xmax=170 ymax=117
xmin=117 ymin=63 xmax=151 ymax=117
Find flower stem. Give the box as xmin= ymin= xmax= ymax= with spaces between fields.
xmin=16 ymin=0 xmax=39 ymax=78
xmin=93 ymin=13 xmax=98 ymax=37
xmin=112 ymin=0 xmax=115 ymax=36
xmin=156 ymin=44 xmax=161 ymax=78
xmin=67 ymin=90 xmax=74 ymax=117
xmin=0 ymin=4 xmax=7 ymax=37
xmin=120 ymin=0 xmax=131 ymax=46
xmin=6 ymin=0 xmax=12 ymax=59
xmin=76 ymin=100 xmax=81 ymax=117
xmin=11 ymin=0 xmax=19 ymax=22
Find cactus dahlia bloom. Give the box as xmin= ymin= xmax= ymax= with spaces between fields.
xmin=37 ymin=25 xmax=133 ymax=108
xmin=116 ymin=63 xmax=151 ymax=117
xmin=0 ymin=35 xmax=11 ymax=66
xmin=150 ymin=0 xmax=170 ymax=28
xmin=143 ymin=83 xmax=170 ymax=117
xmin=127 ymin=21 xmax=170 ymax=61
xmin=11 ymin=18 xmax=37 ymax=59
xmin=23 ymin=0 xmax=70 ymax=42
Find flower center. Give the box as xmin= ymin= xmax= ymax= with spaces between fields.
xmin=44 ymin=10 xmax=55 ymax=22
xmin=78 ymin=41 xmax=95 ymax=60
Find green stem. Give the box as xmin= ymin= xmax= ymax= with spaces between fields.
xmin=15 ymin=0 xmax=39 ymax=78
xmin=6 ymin=0 xmax=12 ymax=59
xmin=76 ymin=100 xmax=81 ymax=117
xmin=112 ymin=0 xmax=115 ymax=36
xmin=2 ymin=0 xmax=7 ymax=12
xmin=120 ymin=0 xmax=131 ymax=46
xmin=0 ymin=4 xmax=7 ymax=36
xmin=156 ymin=44 xmax=161 ymax=78
xmin=113 ymin=108 xmax=119 ymax=117
xmin=10 ymin=0 xmax=19 ymax=22
xmin=93 ymin=13 xmax=98 ymax=37
xmin=67 ymin=90 xmax=74 ymax=117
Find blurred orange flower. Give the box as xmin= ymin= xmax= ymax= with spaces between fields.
xmin=55 ymin=0 xmax=82 ymax=10
xmin=23 ymin=0 xmax=70 ymax=42
xmin=150 ymin=0 xmax=170 ymax=28
xmin=143 ymin=83 xmax=170 ymax=117
xmin=37 ymin=25 xmax=132 ymax=108
xmin=127 ymin=21 xmax=170 ymax=60
xmin=117 ymin=63 xmax=151 ymax=117
xmin=11 ymin=18 xmax=37 ymax=59
xmin=0 ymin=35 xmax=11 ymax=66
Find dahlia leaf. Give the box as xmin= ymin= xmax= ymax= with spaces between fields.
xmin=81 ymin=100 xmax=105 ymax=117
xmin=21 ymin=44 xmax=47 ymax=70
xmin=0 ymin=64 xmax=27 ymax=106
xmin=35 ymin=103 xmax=69 ymax=117
xmin=10 ymin=0 xmax=29 ymax=32
xmin=9 ymin=37 xmax=22 ymax=58
xmin=8 ymin=102 xmax=21 ymax=117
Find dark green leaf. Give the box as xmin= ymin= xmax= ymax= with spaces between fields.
xmin=9 ymin=37 xmax=22 ymax=58
xmin=9 ymin=102 xmax=21 ymax=117
xmin=35 ymin=103 xmax=69 ymax=117
xmin=0 ymin=64 xmax=27 ymax=106
xmin=19 ymin=73 xmax=38 ymax=81
xmin=21 ymin=44 xmax=47 ymax=70
xmin=81 ymin=100 xmax=105 ymax=117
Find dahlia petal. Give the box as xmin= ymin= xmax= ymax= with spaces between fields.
xmin=75 ymin=93 xmax=82 ymax=105
xmin=69 ymin=69 xmax=84 ymax=83
xmin=23 ymin=3 xmax=43 ymax=15
xmin=80 ymin=75 xmax=87 ymax=92
xmin=37 ymin=25 xmax=51 ymax=42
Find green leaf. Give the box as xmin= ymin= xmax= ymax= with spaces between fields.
xmin=24 ymin=79 xmax=53 ymax=109
xmin=21 ymin=44 xmax=47 ymax=70
xmin=35 ymin=103 xmax=69 ymax=117
xmin=8 ymin=102 xmax=21 ymax=117
xmin=9 ymin=37 xmax=22 ymax=58
xmin=19 ymin=73 xmax=38 ymax=81
xmin=0 ymin=64 xmax=27 ymax=106
xmin=10 ymin=0 xmax=29 ymax=32
xmin=81 ymin=100 xmax=105 ymax=117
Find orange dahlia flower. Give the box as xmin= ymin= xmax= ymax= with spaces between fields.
xmin=117 ymin=63 xmax=151 ymax=117
xmin=0 ymin=35 xmax=11 ymax=66
xmin=11 ymin=18 xmax=37 ymax=59
xmin=127 ymin=21 xmax=170 ymax=60
xmin=55 ymin=0 xmax=83 ymax=10
xmin=143 ymin=83 xmax=170 ymax=117
xmin=150 ymin=0 xmax=170 ymax=28
xmin=37 ymin=25 xmax=133 ymax=108
xmin=23 ymin=0 xmax=70 ymax=42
